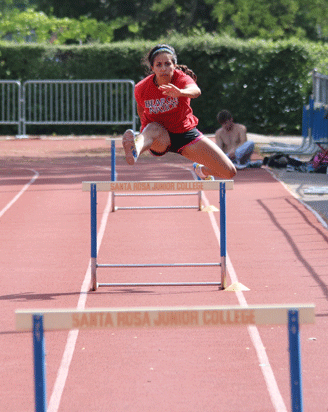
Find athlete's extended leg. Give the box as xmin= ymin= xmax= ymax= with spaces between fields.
xmin=122 ymin=122 xmax=171 ymax=165
xmin=181 ymin=136 xmax=236 ymax=179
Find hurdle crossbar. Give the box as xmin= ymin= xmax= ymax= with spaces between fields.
xmin=82 ymin=180 xmax=234 ymax=192
xmin=16 ymin=304 xmax=315 ymax=331
xmin=82 ymin=180 xmax=233 ymax=291
xmin=15 ymin=304 xmax=315 ymax=412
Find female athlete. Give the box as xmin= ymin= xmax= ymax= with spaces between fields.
xmin=122 ymin=44 xmax=236 ymax=180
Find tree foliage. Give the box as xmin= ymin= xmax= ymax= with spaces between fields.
xmin=0 ymin=8 xmax=116 ymax=43
xmin=207 ymin=0 xmax=328 ymax=40
xmin=1 ymin=0 xmax=328 ymax=44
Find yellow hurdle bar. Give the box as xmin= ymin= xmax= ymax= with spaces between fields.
xmin=16 ymin=304 xmax=315 ymax=331
xmin=82 ymin=180 xmax=234 ymax=192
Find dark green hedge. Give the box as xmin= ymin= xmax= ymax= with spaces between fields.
xmin=0 ymin=35 xmax=327 ymax=135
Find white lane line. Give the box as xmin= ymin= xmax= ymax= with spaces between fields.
xmin=0 ymin=169 xmax=39 ymax=218
xmin=161 ymin=163 xmax=287 ymax=410
xmin=201 ymin=187 xmax=288 ymax=412
xmin=171 ymin=163 xmax=287 ymax=410
xmin=47 ymin=191 xmax=112 ymax=412
xmin=48 ymin=162 xmax=286 ymax=412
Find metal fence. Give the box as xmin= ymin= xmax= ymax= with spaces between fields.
xmin=0 ymin=79 xmax=136 ymax=137
xmin=0 ymin=81 xmax=22 ymax=135
xmin=2 ymin=74 xmax=327 ymax=137
xmin=312 ymin=69 xmax=328 ymax=105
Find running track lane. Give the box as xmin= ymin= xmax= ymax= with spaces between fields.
xmin=57 ymin=161 xmax=327 ymax=411
xmin=48 ymin=162 xmax=288 ymax=412
xmin=1 ymin=155 xmax=327 ymax=411
xmin=0 ymin=161 xmax=112 ymax=411
xmin=0 ymin=168 xmax=39 ymax=218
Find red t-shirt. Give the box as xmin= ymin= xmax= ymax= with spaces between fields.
xmin=134 ymin=69 xmax=199 ymax=133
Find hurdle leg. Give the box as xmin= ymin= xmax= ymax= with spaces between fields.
xmin=91 ymin=184 xmax=98 ymax=291
xmin=111 ymin=192 xmax=116 ymax=212
xmin=33 ymin=314 xmax=47 ymax=412
xmin=220 ymin=182 xmax=227 ymax=290
xmin=288 ymin=309 xmax=304 ymax=412
xmin=193 ymin=162 xmax=202 ymax=210
xmin=111 ymin=139 xmax=116 ymax=182
xmin=111 ymin=139 xmax=117 ymax=213
xmin=198 ymin=190 xmax=202 ymax=210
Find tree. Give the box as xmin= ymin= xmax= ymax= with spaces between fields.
xmin=0 ymin=8 xmax=116 ymax=43
xmin=31 ymin=0 xmax=215 ymax=40
xmin=32 ymin=0 xmax=104 ymax=19
xmin=0 ymin=0 xmax=30 ymax=11
xmin=2 ymin=0 xmax=328 ymax=43
xmin=296 ymin=0 xmax=328 ymax=41
xmin=205 ymin=0 xmax=301 ymax=39
xmin=205 ymin=0 xmax=328 ymax=40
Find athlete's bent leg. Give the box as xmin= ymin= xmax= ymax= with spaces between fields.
xmin=122 ymin=122 xmax=171 ymax=164
xmin=181 ymin=137 xmax=237 ymax=179
xmin=140 ymin=122 xmax=171 ymax=155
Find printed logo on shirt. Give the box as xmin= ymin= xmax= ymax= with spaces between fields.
xmin=145 ymin=97 xmax=178 ymax=114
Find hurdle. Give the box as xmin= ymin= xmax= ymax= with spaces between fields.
xmin=108 ymin=138 xmax=203 ymax=211
xmin=15 ymin=303 xmax=315 ymax=412
xmin=82 ymin=179 xmax=234 ymax=291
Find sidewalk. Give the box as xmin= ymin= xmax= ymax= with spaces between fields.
xmin=248 ymin=132 xmax=304 ymax=147
xmin=249 ymin=133 xmax=328 ymax=228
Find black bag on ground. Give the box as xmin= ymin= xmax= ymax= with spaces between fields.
xmin=263 ymin=154 xmax=305 ymax=169
xmin=263 ymin=154 xmax=288 ymax=168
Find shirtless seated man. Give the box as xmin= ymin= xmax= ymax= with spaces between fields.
xmin=215 ymin=110 xmax=260 ymax=169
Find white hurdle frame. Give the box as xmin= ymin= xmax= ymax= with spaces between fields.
xmin=15 ymin=303 xmax=315 ymax=412
xmin=82 ymin=180 xmax=233 ymax=291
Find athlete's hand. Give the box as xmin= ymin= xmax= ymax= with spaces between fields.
xmin=158 ymin=83 xmax=181 ymax=97
xmin=159 ymin=83 xmax=201 ymax=99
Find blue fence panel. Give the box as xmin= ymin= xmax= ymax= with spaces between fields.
xmin=302 ymin=97 xmax=328 ymax=142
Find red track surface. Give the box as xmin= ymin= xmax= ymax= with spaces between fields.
xmin=1 ymin=138 xmax=327 ymax=412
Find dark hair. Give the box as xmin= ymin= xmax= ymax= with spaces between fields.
xmin=142 ymin=44 xmax=197 ymax=81
xmin=217 ymin=110 xmax=233 ymax=124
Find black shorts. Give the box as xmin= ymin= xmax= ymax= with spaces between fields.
xmin=150 ymin=128 xmax=203 ymax=157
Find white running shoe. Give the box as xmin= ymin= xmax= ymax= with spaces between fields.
xmin=122 ymin=129 xmax=138 ymax=165
xmin=193 ymin=163 xmax=215 ymax=180
xmin=234 ymin=161 xmax=250 ymax=170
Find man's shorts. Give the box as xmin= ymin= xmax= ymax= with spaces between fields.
xmin=150 ymin=128 xmax=203 ymax=156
